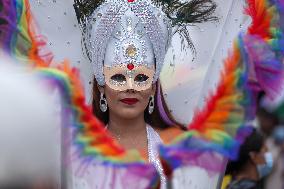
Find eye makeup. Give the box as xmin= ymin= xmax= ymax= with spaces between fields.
xmin=104 ymin=63 xmax=155 ymax=91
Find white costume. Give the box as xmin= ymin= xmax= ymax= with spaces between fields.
xmin=1 ymin=0 xmax=283 ymax=188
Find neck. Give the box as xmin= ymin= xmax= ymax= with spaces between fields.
xmin=108 ymin=112 xmax=147 ymax=136
xmin=107 ymin=111 xmax=148 ymax=154
xmin=235 ymin=162 xmax=259 ymax=181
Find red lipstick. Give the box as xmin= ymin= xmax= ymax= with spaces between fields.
xmin=120 ymin=98 xmax=139 ymax=105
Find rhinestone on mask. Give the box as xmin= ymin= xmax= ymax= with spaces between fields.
xmin=127 ymin=63 xmax=135 ymax=70
xmin=125 ymin=44 xmax=137 ymax=58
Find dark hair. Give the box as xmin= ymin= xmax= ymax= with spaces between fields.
xmin=225 ymin=129 xmax=265 ymax=175
xmin=92 ymin=78 xmax=185 ymax=130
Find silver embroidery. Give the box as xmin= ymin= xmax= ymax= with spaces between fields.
xmin=147 ymin=125 xmax=167 ymax=189
xmin=82 ymin=0 xmax=172 ymax=86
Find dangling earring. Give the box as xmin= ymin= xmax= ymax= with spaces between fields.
xmin=148 ymin=95 xmax=154 ymax=114
xmin=100 ymin=93 xmax=108 ymax=112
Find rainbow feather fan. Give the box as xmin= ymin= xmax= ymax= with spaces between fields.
xmin=160 ymin=40 xmax=254 ymax=175
xmin=0 ymin=0 xmax=149 ymax=164
xmin=245 ymin=0 xmax=275 ymax=39
xmin=243 ymin=0 xmax=284 ymax=99
xmin=37 ymin=63 xmax=127 ymax=161
xmin=0 ymin=0 xmax=124 ymax=160
xmin=32 ymin=63 xmax=160 ymax=188
xmin=0 ymin=0 xmax=52 ymax=65
xmin=159 ymin=0 xmax=284 ymax=174
xmin=35 ymin=64 xmax=160 ymax=188
xmin=245 ymin=0 xmax=284 ymax=47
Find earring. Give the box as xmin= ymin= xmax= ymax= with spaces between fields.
xmin=148 ymin=95 xmax=154 ymax=114
xmin=99 ymin=93 xmax=108 ymax=112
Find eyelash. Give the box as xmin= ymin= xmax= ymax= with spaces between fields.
xmin=110 ymin=74 xmax=149 ymax=82
xmin=111 ymin=74 xmax=126 ymax=82
xmin=134 ymin=74 xmax=149 ymax=82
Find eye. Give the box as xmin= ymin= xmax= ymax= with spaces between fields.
xmin=111 ymin=74 xmax=126 ymax=82
xmin=134 ymin=74 xmax=149 ymax=82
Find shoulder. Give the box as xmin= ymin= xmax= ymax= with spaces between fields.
xmin=227 ymin=179 xmax=258 ymax=189
xmin=155 ymin=125 xmax=185 ymax=144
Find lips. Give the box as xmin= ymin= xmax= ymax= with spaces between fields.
xmin=120 ymin=98 xmax=139 ymax=105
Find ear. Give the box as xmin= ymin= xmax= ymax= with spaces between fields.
xmin=97 ymin=84 xmax=105 ymax=94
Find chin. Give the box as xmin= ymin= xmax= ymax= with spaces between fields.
xmin=117 ymin=108 xmax=143 ymax=119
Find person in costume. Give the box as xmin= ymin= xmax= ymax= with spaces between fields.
xmin=1 ymin=0 xmax=284 ymax=188
xmin=72 ymin=0 xmax=217 ymax=188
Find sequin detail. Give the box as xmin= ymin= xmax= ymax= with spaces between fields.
xmin=82 ymin=0 xmax=172 ymax=86
xmin=146 ymin=125 xmax=166 ymax=189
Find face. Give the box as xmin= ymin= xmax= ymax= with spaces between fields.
xmin=101 ymin=10 xmax=157 ymax=120
xmin=250 ymin=144 xmax=268 ymax=165
xmin=99 ymin=83 xmax=156 ymax=120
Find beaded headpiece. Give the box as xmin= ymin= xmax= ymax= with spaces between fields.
xmin=74 ymin=0 xmax=217 ymax=90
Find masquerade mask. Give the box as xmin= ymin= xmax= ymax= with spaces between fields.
xmin=103 ymin=9 xmax=156 ymax=91
xmin=104 ymin=64 xmax=155 ymax=91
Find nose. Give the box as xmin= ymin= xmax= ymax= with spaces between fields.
xmin=126 ymin=88 xmax=135 ymax=93
xmin=126 ymin=77 xmax=134 ymax=91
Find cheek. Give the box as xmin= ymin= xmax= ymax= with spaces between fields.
xmin=103 ymin=85 xmax=154 ymax=117
xmin=139 ymin=90 xmax=152 ymax=106
xmin=104 ymin=88 xmax=120 ymax=107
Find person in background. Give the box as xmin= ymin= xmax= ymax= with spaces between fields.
xmin=256 ymin=95 xmax=284 ymax=189
xmin=257 ymin=107 xmax=279 ymax=137
xmin=264 ymin=126 xmax=284 ymax=189
xmin=225 ymin=129 xmax=273 ymax=189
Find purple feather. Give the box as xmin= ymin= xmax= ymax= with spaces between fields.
xmin=243 ymin=35 xmax=284 ymax=99
xmin=0 ymin=0 xmax=17 ymax=53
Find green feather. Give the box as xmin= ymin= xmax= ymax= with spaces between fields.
xmin=73 ymin=0 xmax=104 ymax=25
xmin=73 ymin=0 xmax=218 ymax=55
xmin=152 ymin=0 xmax=218 ymax=25
xmin=152 ymin=0 xmax=218 ymax=54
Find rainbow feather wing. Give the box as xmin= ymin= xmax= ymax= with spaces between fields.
xmin=159 ymin=0 xmax=284 ymax=175
xmin=37 ymin=64 xmax=126 ymax=159
xmin=0 ymin=0 xmax=128 ymax=162
xmin=0 ymin=0 xmax=52 ymax=65
xmin=159 ymin=41 xmax=254 ymax=175
xmin=244 ymin=0 xmax=284 ymax=100
xmin=34 ymin=64 xmax=160 ymax=188
xmin=245 ymin=0 xmax=275 ymax=39
xmin=188 ymin=40 xmax=253 ymax=152
xmin=0 ymin=0 xmax=17 ymax=52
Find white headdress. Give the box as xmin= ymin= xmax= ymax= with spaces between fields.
xmin=74 ymin=0 xmax=217 ymax=87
